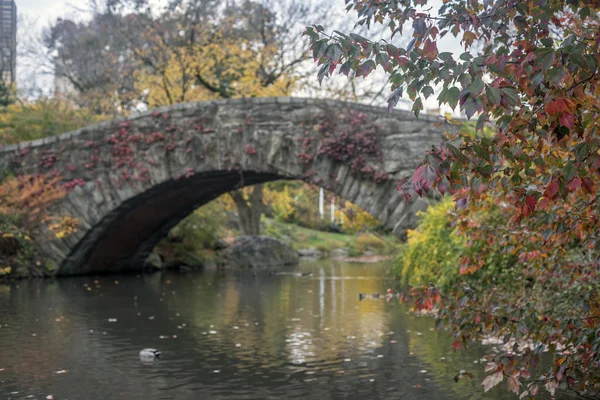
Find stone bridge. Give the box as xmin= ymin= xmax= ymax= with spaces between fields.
xmin=0 ymin=97 xmax=446 ymax=275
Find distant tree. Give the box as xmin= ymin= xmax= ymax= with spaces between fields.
xmin=0 ymin=79 xmax=15 ymax=107
xmin=0 ymin=98 xmax=101 ymax=144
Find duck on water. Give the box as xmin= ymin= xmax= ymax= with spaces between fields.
xmin=140 ymin=348 xmax=161 ymax=361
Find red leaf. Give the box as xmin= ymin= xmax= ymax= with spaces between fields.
xmin=451 ymin=340 xmax=463 ymax=350
xmin=568 ymin=177 xmax=581 ymax=192
xmin=422 ymin=39 xmax=438 ymax=61
xmin=538 ymin=197 xmax=550 ymax=210
xmin=544 ymin=100 xmax=560 ymax=115
xmin=582 ymin=177 xmax=595 ymax=193
xmin=355 ymin=60 xmax=376 ymax=78
xmin=485 ymin=362 xmax=497 ymax=373
xmin=507 ymin=375 xmax=520 ymax=394
xmin=559 ymin=112 xmax=575 ymax=129
xmin=525 ymin=195 xmax=536 ymax=213
xmin=544 ymin=181 xmax=559 ymax=199
xmin=521 ymin=203 xmax=531 ymax=217
xmin=412 ymin=165 xmax=438 ymax=196
xmin=482 ymin=371 xmax=504 ymax=392
xmin=455 ymin=196 xmax=469 ymax=209
xmin=545 ymin=98 xmax=571 ymax=115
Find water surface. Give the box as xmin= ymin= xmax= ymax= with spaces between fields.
xmin=0 ymin=262 xmax=519 ymax=399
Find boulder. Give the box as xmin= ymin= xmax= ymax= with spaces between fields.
xmin=144 ymin=252 xmax=163 ymax=270
xmin=213 ymin=239 xmax=229 ymax=250
xmin=220 ymin=236 xmax=299 ymax=268
xmin=297 ymin=248 xmax=323 ymax=259
xmin=330 ymin=248 xmax=349 ymax=258
xmin=162 ymin=251 xmax=204 ymax=270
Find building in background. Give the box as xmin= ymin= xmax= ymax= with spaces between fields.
xmin=0 ymin=0 xmax=16 ymax=84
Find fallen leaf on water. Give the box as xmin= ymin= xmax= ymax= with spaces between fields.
xmin=46 ymin=395 xmax=54 ymax=399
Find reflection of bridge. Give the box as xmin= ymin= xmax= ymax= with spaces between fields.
xmin=0 ymin=98 xmax=444 ymax=275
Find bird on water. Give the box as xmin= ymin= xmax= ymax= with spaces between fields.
xmin=139 ymin=348 xmax=161 ymax=361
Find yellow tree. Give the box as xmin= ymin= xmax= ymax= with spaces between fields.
xmin=135 ymin=40 xmax=295 ymax=108
xmin=131 ymin=3 xmax=299 ymax=236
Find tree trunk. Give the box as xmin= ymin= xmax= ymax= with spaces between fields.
xmin=229 ymin=184 xmax=264 ymax=236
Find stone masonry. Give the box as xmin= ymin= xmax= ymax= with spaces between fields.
xmin=0 ymin=97 xmax=446 ymax=275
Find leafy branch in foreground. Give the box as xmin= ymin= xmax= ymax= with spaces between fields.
xmin=307 ymin=0 xmax=600 ymax=398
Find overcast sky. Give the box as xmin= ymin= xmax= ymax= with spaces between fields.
xmin=16 ymin=0 xmax=463 ymax=114
xmin=19 ymin=0 xmax=87 ymax=21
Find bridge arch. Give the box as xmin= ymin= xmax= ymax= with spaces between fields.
xmin=0 ymin=97 xmax=444 ymax=275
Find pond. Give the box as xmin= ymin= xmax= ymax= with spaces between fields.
xmin=0 ymin=261 xmax=524 ymax=399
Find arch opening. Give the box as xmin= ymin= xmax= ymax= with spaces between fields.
xmin=62 ymin=170 xmax=288 ymax=275
xmin=61 ymin=171 xmax=415 ymax=276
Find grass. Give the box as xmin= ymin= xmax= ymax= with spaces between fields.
xmin=263 ymin=218 xmax=400 ymax=256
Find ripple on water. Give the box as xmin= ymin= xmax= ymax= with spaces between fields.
xmin=0 ymin=262 xmax=522 ymax=400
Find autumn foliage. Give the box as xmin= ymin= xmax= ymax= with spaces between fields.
xmin=0 ymin=174 xmax=78 ymax=276
xmin=0 ymin=174 xmax=67 ymax=231
xmin=307 ymin=0 xmax=600 ymax=397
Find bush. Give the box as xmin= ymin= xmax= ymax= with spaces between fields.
xmin=393 ymin=197 xmax=518 ymax=290
xmin=166 ymin=201 xmax=227 ymax=250
xmin=0 ymin=98 xmax=101 ymax=145
xmin=347 ymin=243 xmax=362 ymax=257
xmin=355 ymin=233 xmax=387 ymax=250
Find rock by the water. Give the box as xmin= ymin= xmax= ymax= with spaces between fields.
xmin=144 ymin=252 xmax=163 ymax=270
xmin=158 ymin=250 xmax=204 ymax=271
xmin=220 ymin=236 xmax=299 ymax=268
xmin=213 ymin=239 xmax=229 ymax=250
xmin=330 ymin=248 xmax=349 ymax=258
xmin=139 ymin=348 xmax=161 ymax=361
xmin=297 ymin=248 xmax=323 ymax=259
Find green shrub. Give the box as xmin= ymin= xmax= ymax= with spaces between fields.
xmin=393 ymin=197 xmax=518 ymax=290
xmin=347 ymin=244 xmax=362 ymax=257
xmin=167 ymin=201 xmax=228 ymax=250
xmin=355 ymin=233 xmax=387 ymax=251
xmin=0 ymin=98 xmax=102 ymax=145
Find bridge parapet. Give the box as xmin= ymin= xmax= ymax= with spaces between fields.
xmin=0 ymin=97 xmax=445 ymax=275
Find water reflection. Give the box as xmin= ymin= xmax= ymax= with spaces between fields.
xmin=0 ymin=262 xmax=524 ymax=399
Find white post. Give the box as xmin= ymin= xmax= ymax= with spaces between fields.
xmin=319 ymin=187 xmax=324 ymax=219
xmin=331 ymin=196 xmax=336 ymax=224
